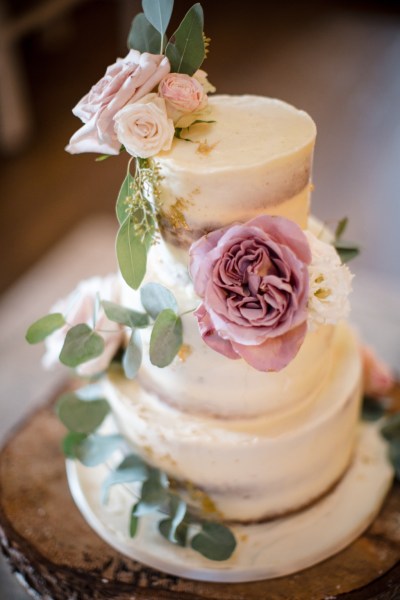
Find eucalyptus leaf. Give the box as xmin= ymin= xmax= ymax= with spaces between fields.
xmin=159 ymin=518 xmax=188 ymax=547
xmin=335 ymin=217 xmax=348 ymax=241
xmin=59 ymin=324 xmax=104 ymax=368
xmin=334 ymin=240 xmax=360 ymax=263
xmin=149 ymin=309 xmax=183 ymax=367
xmin=130 ymin=512 xmax=139 ymax=537
xmin=389 ymin=440 xmax=400 ymax=480
xmin=73 ymin=434 xmax=124 ymax=467
xmin=128 ymin=13 xmax=164 ymax=54
xmin=361 ymin=395 xmax=385 ymax=422
xmin=62 ymin=432 xmax=87 ymax=459
xmin=381 ymin=413 xmax=400 ymax=442
xmin=116 ymin=170 xmax=134 ymax=225
xmin=56 ymin=392 xmax=110 ymax=434
xmin=191 ymin=522 xmax=237 ymax=561
xmin=140 ymin=282 xmax=178 ymax=319
xmin=158 ymin=495 xmax=187 ymax=545
xmin=123 ymin=330 xmax=142 ymax=379
xmin=116 ymin=216 xmax=147 ymax=290
xmin=142 ymin=0 xmax=174 ymax=36
xmin=26 ymin=313 xmax=65 ymax=344
xmin=132 ymin=469 xmax=169 ymax=516
xmin=102 ymin=454 xmax=149 ymax=504
xmin=165 ymin=3 xmax=205 ymax=75
xmin=102 ymin=300 xmax=149 ymax=328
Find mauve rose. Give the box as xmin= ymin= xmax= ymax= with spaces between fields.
xmin=114 ymin=94 xmax=174 ymax=158
xmin=66 ymin=50 xmax=170 ymax=155
xmin=43 ymin=275 xmax=124 ymax=377
xmin=158 ymin=73 xmax=206 ymax=121
xmin=189 ymin=216 xmax=312 ymax=372
xmin=361 ymin=345 xmax=394 ymax=397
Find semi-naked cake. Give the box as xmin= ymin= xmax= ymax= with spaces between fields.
xmin=104 ymin=94 xmax=362 ymax=522
xmin=27 ymin=0 xmax=395 ymax=581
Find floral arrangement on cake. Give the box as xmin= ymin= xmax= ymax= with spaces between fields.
xmin=26 ymin=0 xmax=396 ymax=562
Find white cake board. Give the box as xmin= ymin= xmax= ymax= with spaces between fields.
xmin=66 ymin=423 xmax=393 ymax=583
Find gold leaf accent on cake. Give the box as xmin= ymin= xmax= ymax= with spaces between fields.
xmin=160 ymin=197 xmax=192 ymax=231
xmin=196 ymin=141 xmax=219 ymax=156
xmin=186 ymin=482 xmax=222 ymax=518
xmin=178 ymin=344 xmax=192 ymax=362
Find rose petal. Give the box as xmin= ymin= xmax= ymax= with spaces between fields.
xmin=195 ymin=304 xmax=239 ymax=360
xmin=231 ymin=322 xmax=307 ymax=372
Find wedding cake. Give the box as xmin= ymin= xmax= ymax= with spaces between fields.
xmin=26 ymin=0 xmax=395 ymax=580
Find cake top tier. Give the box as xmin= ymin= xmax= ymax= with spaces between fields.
xmin=158 ymin=95 xmax=317 ymax=171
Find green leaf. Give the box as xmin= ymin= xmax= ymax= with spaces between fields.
xmin=95 ymin=154 xmax=112 ymax=162
xmin=130 ymin=512 xmax=139 ymax=537
xmin=132 ymin=469 xmax=169 ymax=516
xmin=335 ymin=217 xmax=348 ymax=241
xmin=158 ymin=495 xmax=187 ymax=546
xmin=102 ymin=454 xmax=149 ymax=504
xmin=26 ymin=313 xmax=65 ymax=344
xmin=116 ymin=170 xmax=134 ymax=225
xmin=165 ymin=3 xmax=205 ymax=75
xmin=123 ymin=330 xmax=142 ymax=379
xmin=62 ymin=432 xmax=88 ymax=458
xmin=59 ymin=324 xmax=104 ymax=368
xmin=128 ymin=13 xmax=164 ymax=54
xmin=362 ymin=395 xmax=385 ymax=422
xmin=102 ymin=300 xmax=149 ymax=328
xmin=389 ymin=440 xmax=400 ymax=480
xmin=149 ymin=309 xmax=183 ymax=367
xmin=191 ymin=522 xmax=237 ymax=561
xmin=140 ymin=282 xmax=178 ymax=319
xmin=116 ymin=216 xmax=147 ymax=291
xmin=142 ymin=0 xmax=174 ymax=36
xmin=56 ymin=392 xmax=110 ymax=434
xmin=334 ymin=240 xmax=360 ymax=263
xmin=73 ymin=434 xmax=124 ymax=467
xmin=381 ymin=413 xmax=400 ymax=442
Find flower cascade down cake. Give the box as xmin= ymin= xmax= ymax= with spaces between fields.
xmin=27 ymin=0 xmax=396 ymax=575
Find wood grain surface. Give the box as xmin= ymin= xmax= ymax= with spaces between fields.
xmin=1 ymin=394 xmax=400 ymax=600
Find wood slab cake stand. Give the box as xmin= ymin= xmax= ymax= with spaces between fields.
xmin=1 ymin=389 xmax=400 ymax=600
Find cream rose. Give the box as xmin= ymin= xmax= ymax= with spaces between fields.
xmin=43 ymin=275 xmax=124 ymax=377
xmin=158 ymin=73 xmax=206 ymax=121
xmin=114 ymin=94 xmax=174 ymax=158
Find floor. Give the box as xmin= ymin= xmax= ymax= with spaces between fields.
xmin=1 ymin=0 xmax=399 ymax=596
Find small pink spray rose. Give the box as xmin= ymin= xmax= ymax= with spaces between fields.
xmin=189 ymin=216 xmax=311 ymax=372
xmin=66 ymin=50 xmax=170 ymax=155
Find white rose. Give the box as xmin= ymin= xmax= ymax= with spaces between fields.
xmin=43 ymin=274 xmax=124 ymax=377
xmin=114 ymin=94 xmax=174 ymax=158
xmin=305 ymin=230 xmax=354 ymax=331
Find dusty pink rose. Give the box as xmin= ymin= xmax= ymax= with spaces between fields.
xmin=189 ymin=216 xmax=311 ymax=372
xmin=43 ymin=275 xmax=124 ymax=376
xmin=66 ymin=50 xmax=170 ymax=155
xmin=361 ymin=345 xmax=394 ymax=397
xmin=158 ymin=73 xmax=206 ymax=121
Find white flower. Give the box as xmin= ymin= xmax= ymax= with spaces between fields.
xmin=43 ymin=274 xmax=124 ymax=376
xmin=305 ymin=230 xmax=353 ymax=331
xmin=114 ymin=93 xmax=174 ymax=158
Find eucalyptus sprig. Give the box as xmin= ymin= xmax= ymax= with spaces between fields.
xmin=333 ymin=216 xmax=360 ymax=263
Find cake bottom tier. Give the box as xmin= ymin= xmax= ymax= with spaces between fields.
xmin=103 ymin=322 xmax=362 ymax=522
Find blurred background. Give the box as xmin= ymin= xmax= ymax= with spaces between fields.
xmin=0 ymin=0 xmax=400 ymax=596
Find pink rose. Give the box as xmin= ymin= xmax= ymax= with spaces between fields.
xmin=158 ymin=73 xmax=206 ymax=121
xmin=43 ymin=275 xmax=124 ymax=376
xmin=66 ymin=50 xmax=170 ymax=155
xmin=189 ymin=216 xmax=311 ymax=372
xmin=361 ymin=345 xmax=394 ymax=397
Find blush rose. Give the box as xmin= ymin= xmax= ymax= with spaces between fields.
xmin=114 ymin=94 xmax=174 ymax=158
xmin=189 ymin=216 xmax=312 ymax=372
xmin=43 ymin=275 xmax=124 ymax=377
xmin=66 ymin=50 xmax=170 ymax=155
xmin=158 ymin=73 xmax=206 ymax=121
